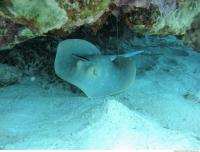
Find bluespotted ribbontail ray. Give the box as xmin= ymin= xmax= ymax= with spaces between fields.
xmin=54 ymin=39 xmax=142 ymax=97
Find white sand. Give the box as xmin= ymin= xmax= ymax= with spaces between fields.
xmin=0 ymin=36 xmax=200 ymax=149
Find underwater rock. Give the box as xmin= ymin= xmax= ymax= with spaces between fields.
xmin=115 ymin=0 xmax=200 ymax=36
xmin=0 ymin=0 xmax=111 ymax=50
xmin=183 ymin=13 xmax=200 ymax=52
xmin=0 ymin=12 xmax=33 ymax=50
xmin=0 ymin=0 xmax=200 ymax=51
xmin=0 ymin=64 xmax=22 ymax=87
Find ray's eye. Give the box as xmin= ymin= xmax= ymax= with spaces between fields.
xmin=87 ymin=65 xmax=97 ymax=76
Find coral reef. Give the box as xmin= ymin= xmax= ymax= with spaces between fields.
xmin=0 ymin=0 xmax=111 ymax=50
xmin=113 ymin=0 xmax=200 ymax=52
xmin=148 ymin=0 xmax=200 ymax=35
xmin=0 ymin=0 xmax=200 ymax=51
xmin=183 ymin=13 xmax=200 ymax=52
xmin=116 ymin=0 xmax=200 ymax=36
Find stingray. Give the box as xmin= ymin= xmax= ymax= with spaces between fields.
xmin=54 ymin=39 xmax=141 ymax=97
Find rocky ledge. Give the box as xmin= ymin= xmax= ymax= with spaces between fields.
xmin=0 ymin=0 xmax=200 ymax=51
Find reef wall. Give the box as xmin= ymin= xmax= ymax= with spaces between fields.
xmin=0 ymin=0 xmax=200 ymax=51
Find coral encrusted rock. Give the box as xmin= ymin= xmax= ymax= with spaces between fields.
xmin=0 ymin=0 xmax=111 ymax=50
xmin=114 ymin=0 xmax=200 ymax=36
xmin=183 ymin=13 xmax=200 ymax=52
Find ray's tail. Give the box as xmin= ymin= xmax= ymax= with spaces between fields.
xmin=109 ymin=50 xmax=144 ymax=61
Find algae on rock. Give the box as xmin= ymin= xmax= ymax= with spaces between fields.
xmin=150 ymin=0 xmax=200 ymax=35
xmin=128 ymin=0 xmax=200 ymax=35
xmin=0 ymin=0 xmax=111 ymax=50
xmin=183 ymin=12 xmax=200 ymax=52
xmin=9 ymin=0 xmax=68 ymax=34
